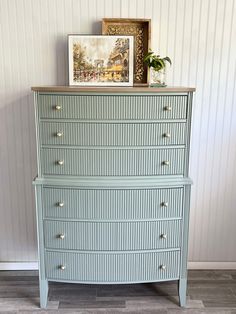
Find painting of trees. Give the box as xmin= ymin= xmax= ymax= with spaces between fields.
xmin=73 ymin=43 xmax=86 ymax=70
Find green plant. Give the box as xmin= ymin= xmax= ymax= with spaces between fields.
xmin=143 ymin=51 xmax=172 ymax=71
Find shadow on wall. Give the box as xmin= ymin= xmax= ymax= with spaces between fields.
xmin=56 ymin=35 xmax=69 ymax=85
xmin=0 ymin=92 xmax=38 ymax=261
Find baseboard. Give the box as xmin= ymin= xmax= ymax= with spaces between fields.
xmin=0 ymin=262 xmax=38 ymax=270
xmin=188 ymin=262 xmax=236 ymax=269
xmin=1 ymin=261 xmax=236 ymax=271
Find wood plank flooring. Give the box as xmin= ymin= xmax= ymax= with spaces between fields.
xmin=0 ymin=270 xmax=236 ymax=313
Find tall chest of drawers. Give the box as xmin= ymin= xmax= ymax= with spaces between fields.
xmin=32 ymin=86 xmax=195 ymax=308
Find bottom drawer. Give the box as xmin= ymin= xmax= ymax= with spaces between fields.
xmin=45 ymin=250 xmax=180 ymax=283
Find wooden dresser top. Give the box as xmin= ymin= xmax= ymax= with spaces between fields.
xmin=31 ymin=86 xmax=196 ymax=93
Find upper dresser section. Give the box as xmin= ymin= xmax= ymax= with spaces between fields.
xmin=32 ymin=86 xmax=195 ymax=178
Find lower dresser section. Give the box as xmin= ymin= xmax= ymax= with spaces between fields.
xmin=45 ymin=249 xmax=180 ymax=283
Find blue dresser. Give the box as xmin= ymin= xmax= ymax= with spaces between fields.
xmin=32 ymin=86 xmax=195 ymax=308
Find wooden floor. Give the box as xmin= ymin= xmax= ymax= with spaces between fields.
xmin=0 ymin=270 xmax=236 ymax=313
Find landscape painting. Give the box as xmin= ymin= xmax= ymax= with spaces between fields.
xmin=68 ymin=35 xmax=134 ymax=86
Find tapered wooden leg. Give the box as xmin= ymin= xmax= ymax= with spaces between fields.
xmin=39 ymin=279 xmax=48 ymax=308
xmin=178 ymin=278 xmax=187 ymax=307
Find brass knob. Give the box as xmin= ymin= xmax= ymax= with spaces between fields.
xmin=162 ymin=161 xmax=170 ymax=166
xmin=55 ymin=105 xmax=62 ymax=110
xmin=58 ymin=202 xmax=64 ymax=207
xmin=59 ymin=234 xmax=65 ymax=240
xmin=56 ymin=132 xmax=63 ymax=137
xmin=57 ymin=160 xmax=64 ymax=165
xmin=160 ymin=264 xmax=166 ymax=270
xmin=164 ymin=106 xmax=172 ymax=111
xmin=59 ymin=265 xmax=66 ymax=270
xmin=161 ymin=202 xmax=168 ymax=207
xmin=160 ymin=234 xmax=167 ymax=239
xmin=163 ymin=133 xmax=171 ymax=138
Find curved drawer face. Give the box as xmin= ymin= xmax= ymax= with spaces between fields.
xmin=38 ymin=94 xmax=187 ymax=120
xmin=42 ymin=187 xmax=183 ymax=220
xmin=41 ymin=148 xmax=185 ymax=176
xmin=40 ymin=122 xmax=186 ymax=147
xmin=44 ymin=219 xmax=182 ymax=251
xmin=45 ymin=250 xmax=180 ymax=283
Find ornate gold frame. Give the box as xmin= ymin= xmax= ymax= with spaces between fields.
xmin=102 ymin=18 xmax=151 ymax=86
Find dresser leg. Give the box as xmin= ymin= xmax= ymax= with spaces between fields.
xmin=178 ymin=278 xmax=187 ymax=307
xmin=39 ymin=279 xmax=48 ymax=308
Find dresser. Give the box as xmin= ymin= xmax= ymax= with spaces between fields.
xmin=32 ymin=86 xmax=195 ymax=308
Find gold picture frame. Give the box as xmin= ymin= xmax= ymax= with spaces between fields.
xmin=102 ymin=18 xmax=151 ymax=86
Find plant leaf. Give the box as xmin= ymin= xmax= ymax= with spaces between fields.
xmin=163 ymin=56 xmax=172 ymax=65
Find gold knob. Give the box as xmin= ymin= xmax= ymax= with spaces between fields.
xmin=55 ymin=105 xmax=62 ymax=110
xmin=163 ymin=133 xmax=171 ymax=138
xmin=57 ymin=160 xmax=64 ymax=165
xmin=160 ymin=264 xmax=166 ymax=270
xmin=162 ymin=161 xmax=170 ymax=166
xmin=59 ymin=234 xmax=65 ymax=240
xmin=160 ymin=234 xmax=167 ymax=239
xmin=164 ymin=106 xmax=172 ymax=111
xmin=58 ymin=202 xmax=64 ymax=207
xmin=59 ymin=265 xmax=66 ymax=270
xmin=161 ymin=202 xmax=168 ymax=207
xmin=56 ymin=132 xmax=63 ymax=137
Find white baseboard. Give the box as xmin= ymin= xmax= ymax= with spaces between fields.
xmin=0 ymin=262 xmax=38 ymax=270
xmin=1 ymin=261 xmax=236 ymax=271
xmin=188 ymin=262 xmax=236 ymax=269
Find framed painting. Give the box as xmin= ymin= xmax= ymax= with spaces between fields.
xmin=68 ymin=35 xmax=134 ymax=86
xmin=102 ymin=18 xmax=151 ymax=86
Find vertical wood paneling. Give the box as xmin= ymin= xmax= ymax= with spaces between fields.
xmin=0 ymin=0 xmax=235 ymax=263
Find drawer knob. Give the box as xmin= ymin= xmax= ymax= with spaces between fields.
xmin=58 ymin=233 xmax=65 ymax=240
xmin=56 ymin=132 xmax=63 ymax=137
xmin=162 ymin=161 xmax=170 ymax=166
xmin=57 ymin=160 xmax=64 ymax=166
xmin=161 ymin=202 xmax=168 ymax=207
xmin=160 ymin=264 xmax=167 ymax=270
xmin=163 ymin=133 xmax=171 ymax=138
xmin=55 ymin=105 xmax=62 ymax=110
xmin=58 ymin=202 xmax=64 ymax=207
xmin=59 ymin=265 xmax=66 ymax=270
xmin=160 ymin=234 xmax=167 ymax=239
xmin=164 ymin=106 xmax=172 ymax=111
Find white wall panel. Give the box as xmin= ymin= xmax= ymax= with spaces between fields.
xmin=0 ymin=0 xmax=235 ymax=264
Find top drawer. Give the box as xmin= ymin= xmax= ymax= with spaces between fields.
xmin=38 ymin=95 xmax=188 ymax=120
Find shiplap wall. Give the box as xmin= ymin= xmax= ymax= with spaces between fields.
xmin=0 ymin=0 xmax=236 ymax=266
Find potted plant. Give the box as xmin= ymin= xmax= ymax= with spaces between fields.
xmin=143 ymin=51 xmax=172 ymax=87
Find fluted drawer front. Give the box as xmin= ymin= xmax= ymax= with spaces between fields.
xmin=44 ymin=219 xmax=181 ymax=251
xmin=41 ymin=148 xmax=185 ymax=176
xmin=45 ymin=250 xmax=180 ymax=283
xmin=40 ymin=122 xmax=186 ymax=146
xmin=38 ymin=95 xmax=187 ymax=120
xmin=43 ymin=187 xmax=183 ymax=220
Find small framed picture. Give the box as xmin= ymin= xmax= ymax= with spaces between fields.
xmin=68 ymin=35 xmax=134 ymax=86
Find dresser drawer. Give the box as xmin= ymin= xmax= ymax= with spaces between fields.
xmin=45 ymin=250 xmax=180 ymax=283
xmin=44 ymin=219 xmax=181 ymax=251
xmin=41 ymin=148 xmax=185 ymax=176
xmin=40 ymin=122 xmax=186 ymax=147
xmin=38 ymin=94 xmax=187 ymax=120
xmin=42 ymin=187 xmax=183 ymax=220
